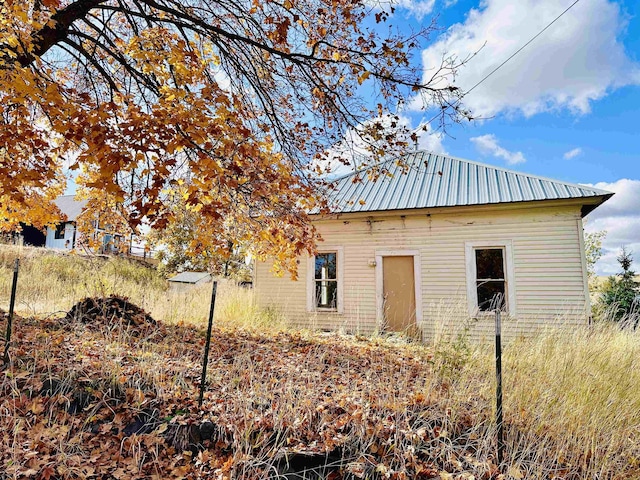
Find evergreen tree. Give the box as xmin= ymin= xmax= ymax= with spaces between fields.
xmin=598 ymin=247 xmax=640 ymax=325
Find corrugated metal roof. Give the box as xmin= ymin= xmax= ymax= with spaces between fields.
xmin=168 ymin=271 xmax=211 ymax=284
xmin=54 ymin=195 xmax=88 ymax=222
xmin=325 ymin=151 xmax=613 ymax=214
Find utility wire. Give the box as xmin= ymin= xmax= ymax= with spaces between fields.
xmin=419 ymin=0 xmax=582 ymax=129
xmin=465 ymin=0 xmax=581 ymax=96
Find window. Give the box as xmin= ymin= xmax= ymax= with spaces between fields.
xmin=54 ymin=223 xmax=66 ymax=240
xmin=307 ymin=247 xmax=344 ymax=313
xmin=314 ymin=253 xmax=337 ymax=309
xmin=475 ymin=248 xmax=506 ymax=311
xmin=465 ymin=241 xmax=516 ymax=316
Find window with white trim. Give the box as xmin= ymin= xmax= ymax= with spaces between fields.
xmin=465 ymin=241 xmax=516 ymax=316
xmin=314 ymin=252 xmax=337 ymax=309
xmin=307 ymin=247 xmax=344 ymax=313
xmin=474 ymin=248 xmax=506 ymax=312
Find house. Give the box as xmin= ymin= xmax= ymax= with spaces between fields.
xmin=42 ymin=195 xmax=124 ymax=254
xmin=45 ymin=195 xmax=88 ymax=250
xmin=253 ymin=151 xmax=613 ymax=340
xmin=1 ymin=195 xmax=84 ymax=248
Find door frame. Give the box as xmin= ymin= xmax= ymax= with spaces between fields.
xmin=375 ymin=250 xmax=423 ymax=329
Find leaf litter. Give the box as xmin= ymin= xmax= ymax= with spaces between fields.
xmin=0 ymin=303 xmax=509 ymax=479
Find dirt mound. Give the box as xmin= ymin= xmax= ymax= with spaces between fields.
xmin=66 ymin=295 xmax=156 ymax=327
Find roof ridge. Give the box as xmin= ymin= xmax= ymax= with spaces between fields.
xmin=328 ymin=152 xmax=404 ymax=182
xmin=329 ymin=150 xmax=613 ymax=196
xmin=427 ymin=151 xmax=613 ymax=196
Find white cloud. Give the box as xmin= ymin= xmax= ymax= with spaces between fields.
xmin=583 ymin=179 xmax=640 ymax=275
xmin=395 ymin=0 xmax=436 ymax=19
xmin=563 ymin=147 xmax=583 ymax=160
xmin=315 ymin=114 xmax=446 ymax=177
xmin=413 ymin=0 xmax=640 ymax=118
xmin=470 ymin=134 xmax=525 ymax=165
xmin=414 ymin=121 xmax=446 ymax=153
xmin=375 ymin=0 xmax=436 ymax=19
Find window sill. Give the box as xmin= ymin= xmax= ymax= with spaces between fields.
xmin=471 ymin=310 xmax=511 ymax=319
xmin=312 ymin=308 xmax=341 ymax=314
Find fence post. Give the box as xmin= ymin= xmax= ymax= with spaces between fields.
xmin=198 ymin=280 xmax=218 ymax=407
xmin=3 ymin=259 xmax=20 ymax=365
xmin=495 ymin=309 xmax=504 ymax=466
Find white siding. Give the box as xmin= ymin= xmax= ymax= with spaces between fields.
xmin=254 ymin=203 xmax=590 ymax=340
xmin=45 ymin=223 xmax=76 ymax=250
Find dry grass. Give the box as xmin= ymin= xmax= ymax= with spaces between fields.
xmin=0 ymin=245 xmax=165 ymax=317
xmin=1 ymin=245 xmax=640 ymax=478
xmin=432 ymin=324 xmax=640 ymax=478
xmin=505 ymin=325 xmax=640 ymax=477
xmin=0 ymin=245 xmax=284 ymax=331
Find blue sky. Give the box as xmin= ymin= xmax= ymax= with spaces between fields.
xmin=386 ymin=0 xmax=640 ymax=275
xmin=65 ymin=0 xmax=639 ymax=274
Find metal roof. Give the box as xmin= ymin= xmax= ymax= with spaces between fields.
xmin=325 ymin=151 xmax=613 ymax=214
xmin=54 ymin=195 xmax=88 ymax=222
xmin=168 ymin=271 xmax=211 ymax=284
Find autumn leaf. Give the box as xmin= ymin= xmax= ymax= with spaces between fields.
xmin=0 ymin=0 xmax=467 ymax=273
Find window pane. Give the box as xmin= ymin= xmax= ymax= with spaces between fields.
xmin=315 ymin=253 xmax=336 ymax=280
xmin=477 ymin=280 xmax=506 ymax=311
xmin=475 ymin=249 xmax=504 ymax=279
xmin=55 ymin=224 xmax=66 ymax=240
xmin=315 ymin=280 xmax=337 ymax=309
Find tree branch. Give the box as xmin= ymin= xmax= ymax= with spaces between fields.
xmin=17 ymin=0 xmax=108 ymax=67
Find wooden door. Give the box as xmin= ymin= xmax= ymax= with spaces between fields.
xmin=382 ymin=256 xmax=416 ymax=332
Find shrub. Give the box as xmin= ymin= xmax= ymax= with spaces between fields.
xmin=597 ymin=247 xmax=640 ymax=326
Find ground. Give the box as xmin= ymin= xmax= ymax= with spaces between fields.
xmin=1 ymin=311 xmax=492 ymax=479
xmin=1 ymin=247 xmax=639 ymax=479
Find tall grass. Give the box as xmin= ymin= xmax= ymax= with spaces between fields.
xmin=0 ymin=245 xmax=286 ymax=331
xmin=0 ymin=245 xmax=164 ymax=315
xmin=426 ymin=321 xmax=640 ymax=478
xmin=2 ymin=245 xmax=639 ymax=477
xmin=153 ymin=281 xmax=288 ymax=330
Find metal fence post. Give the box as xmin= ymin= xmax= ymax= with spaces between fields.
xmin=3 ymin=259 xmax=20 ymax=365
xmin=495 ymin=309 xmax=504 ymax=466
xmin=198 ymin=280 xmax=218 ymax=407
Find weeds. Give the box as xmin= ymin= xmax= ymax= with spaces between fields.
xmin=1 ymin=245 xmax=640 ymax=478
xmin=0 ymin=245 xmax=285 ymax=332
xmin=425 ymin=322 xmax=640 ymax=479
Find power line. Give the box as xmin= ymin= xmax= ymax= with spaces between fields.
xmin=418 ymin=0 xmax=582 ymax=129
xmin=465 ymin=0 xmax=581 ymax=96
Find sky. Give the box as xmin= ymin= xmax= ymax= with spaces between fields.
xmin=384 ymin=0 xmax=640 ymax=275
xmin=62 ymin=0 xmax=639 ymax=275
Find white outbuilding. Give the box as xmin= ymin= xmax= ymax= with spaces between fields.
xmin=45 ymin=195 xmax=87 ymax=250
xmin=168 ymin=271 xmax=212 ymax=292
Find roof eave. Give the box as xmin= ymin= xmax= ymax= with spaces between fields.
xmin=580 ymin=192 xmax=615 ymax=218
xmin=311 ymin=195 xmax=615 ymax=220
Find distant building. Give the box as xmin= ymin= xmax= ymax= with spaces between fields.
xmin=38 ymin=195 xmax=123 ymax=253
xmin=1 ymin=196 xmax=86 ymax=249
xmin=45 ymin=195 xmax=88 ymax=250
xmin=168 ymin=271 xmax=212 ymax=292
xmin=3 ymin=195 xmax=150 ymax=258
